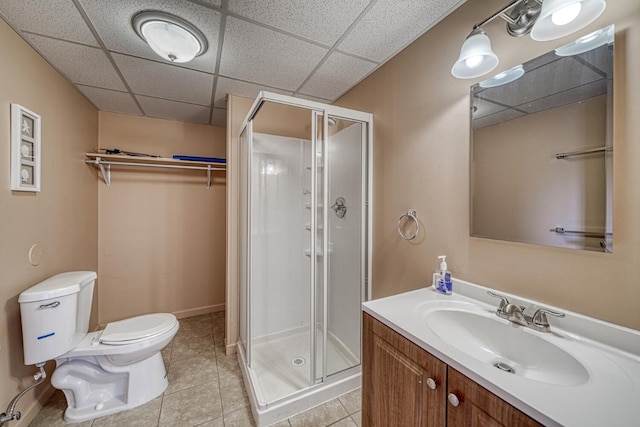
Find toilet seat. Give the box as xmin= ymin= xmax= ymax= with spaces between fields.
xmin=100 ymin=313 xmax=177 ymax=345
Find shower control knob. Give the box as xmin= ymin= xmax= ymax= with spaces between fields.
xmin=426 ymin=378 xmax=437 ymax=390
xmin=448 ymin=393 xmax=460 ymax=407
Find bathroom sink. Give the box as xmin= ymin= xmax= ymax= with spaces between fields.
xmin=425 ymin=309 xmax=590 ymax=386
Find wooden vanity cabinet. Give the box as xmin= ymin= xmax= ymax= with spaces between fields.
xmin=363 ymin=313 xmax=542 ymax=427
xmin=447 ymin=368 xmax=542 ymax=427
xmin=363 ymin=313 xmax=447 ymax=426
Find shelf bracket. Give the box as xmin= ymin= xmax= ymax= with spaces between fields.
xmin=207 ymin=165 xmax=211 ymax=190
xmin=95 ymin=157 xmax=111 ymax=186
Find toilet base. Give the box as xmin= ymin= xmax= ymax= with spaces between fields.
xmin=52 ymin=352 xmax=168 ymax=422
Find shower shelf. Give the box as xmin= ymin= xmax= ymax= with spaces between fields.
xmin=84 ymin=153 xmax=226 ymax=188
xmin=304 ymin=249 xmax=332 ymax=257
xmin=304 ymin=224 xmax=324 ymax=231
xmin=305 ymin=203 xmax=324 ymax=209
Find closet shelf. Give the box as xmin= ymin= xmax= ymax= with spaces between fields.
xmin=84 ymin=153 xmax=226 ymax=188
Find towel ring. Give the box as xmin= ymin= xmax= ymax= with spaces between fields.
xmin=398 ymin=210 xmax=419 ymax=241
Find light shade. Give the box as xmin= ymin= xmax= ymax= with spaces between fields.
xmin=479 ymin=64 xmax=525 ymax=88
xmin=531 ymin=0 xmax=607 ymax=41
xmin=451 ymin=29 xmax=499 ymax=79
xmin=132 ymin=11 xmax=208 ymax=63
xmin=554 ymin=24 xmax=614 ymax=56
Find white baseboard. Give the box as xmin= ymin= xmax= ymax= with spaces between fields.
xmin=173 ymin=303 xmax=225 ymax=320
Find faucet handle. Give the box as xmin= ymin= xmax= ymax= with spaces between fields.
xmin=487 ymin=291 xmax=510 ymax=312
xmin=532 ymin=307 xmax=565 ymax=329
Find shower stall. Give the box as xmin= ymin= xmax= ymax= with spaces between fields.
xmin=237 ymin=92 xmax=372 ymax=426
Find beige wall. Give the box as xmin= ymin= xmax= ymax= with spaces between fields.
xmin=0 ymin=19 xmax=98 ymax=426
xmin=98 ymin=112 xmax=226 ymax=324
xmin=335 ymin=0 xmax=640 ymax=329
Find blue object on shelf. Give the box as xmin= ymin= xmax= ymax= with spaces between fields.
xmin=172 ymin=155 xmax=226 ymax=163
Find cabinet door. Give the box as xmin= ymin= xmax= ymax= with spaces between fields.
xmin=447 ymin=368 xmax=543 ymax=427
xmin=363 ymin=313 xmax=446 ymax=427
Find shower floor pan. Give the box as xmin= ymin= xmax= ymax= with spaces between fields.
xmin=238 ymin=326 xmax=360 ymax=426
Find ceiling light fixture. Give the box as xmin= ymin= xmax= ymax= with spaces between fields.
xmin=452 ymin=0 xmax=606 ymax=79
xmin=132 ymin=11 xmax=208 ymax=63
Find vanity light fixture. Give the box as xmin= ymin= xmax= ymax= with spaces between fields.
xmin=132 ymin=11 xmax=208 ymax=63
xmin=531 ymin=0 xmax=607 ymax=41
xmin=451 ymin=28 xmax=499 ymax=79
xmin=452 ymin=0 xmax=607 ymax=79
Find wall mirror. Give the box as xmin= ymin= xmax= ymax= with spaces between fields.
xmin=470 ymin=25 xmax=613 ymax=253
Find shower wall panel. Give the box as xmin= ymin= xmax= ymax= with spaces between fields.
xmin=251 ymin=133 xmax=309 ymax=339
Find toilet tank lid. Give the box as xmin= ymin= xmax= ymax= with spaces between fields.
xmin=18 ymin=271 xmax=97 ymax=303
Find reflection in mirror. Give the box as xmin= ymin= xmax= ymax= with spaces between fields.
xmin=470 ymin=25 xmax=613 ymax=252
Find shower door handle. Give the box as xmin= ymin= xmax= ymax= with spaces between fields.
xmin=331 ymin=197 xmax=347 ymax=218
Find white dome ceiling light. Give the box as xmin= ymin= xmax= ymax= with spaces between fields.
xmin=132 ymin=11 xmax=208 ymax=63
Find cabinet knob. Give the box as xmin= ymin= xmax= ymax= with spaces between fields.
xmin=426 ymin=378 xmax=437 ymax=390
xmin=448 ymin=393 xmax=460 ymax=407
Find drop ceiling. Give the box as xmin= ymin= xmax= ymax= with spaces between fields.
xmin=0 ymin=0 xmax=466 ymax=128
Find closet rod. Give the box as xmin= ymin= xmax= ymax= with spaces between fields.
xmin=85 ymin=157 xmax=225 ymax=188
xmin=549 ymin=227 xmax=609 ymax=239
xmin=555 ymin=146 xmax=611 ymax=159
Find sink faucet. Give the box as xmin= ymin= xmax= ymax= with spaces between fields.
xmin=503 ymin=303 xmax=528 ymax=326
xmin=487 ymin=291 xmax=565 ymax=332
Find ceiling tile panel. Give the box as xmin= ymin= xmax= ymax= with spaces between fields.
xmin=338 ymin=0 xmax=465 ymax=62
xmin=220 ymin=16 xmax=328 ymax=91
xmin=0 ymin=0 xmax=98 ymax=46
xmin=299 ymin=52 xmax=377 ymax=101
xmin=214 ymin=77 xmax=290 ymax=108
xmin=78 ymin=0 xmax=220 ymax=73
xmin=137 ymin=96 xmax=211 ymax=125
xmin=227 ymin=0 xmax=370 ymax=46
xmin=76 ymin=85 xmax=142 ymax=116
xmin=113 ymin=54 xmax=214 ymax=105
xmin=24 ymin=34 xmax=127 ymax=91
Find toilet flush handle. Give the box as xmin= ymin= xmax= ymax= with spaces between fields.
xmin=39 ymin=301 xmax=60 ymax=309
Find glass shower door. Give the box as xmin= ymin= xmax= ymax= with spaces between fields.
xmin=238 ymin=125 xmax=250 ymax=361
xmin=245 ymin=102 xmax=317 ymax=406
xmin=323 ymin=116 xmax=367 ymax=378
xmin=313 ymin=114 xmax=368 ymax=381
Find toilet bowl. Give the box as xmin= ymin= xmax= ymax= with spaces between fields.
xmin=19 ymin=272 xmax=180 ymax=422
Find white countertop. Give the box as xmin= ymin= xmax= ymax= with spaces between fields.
xmin=362 ymin=277 xmax=640 ymax=427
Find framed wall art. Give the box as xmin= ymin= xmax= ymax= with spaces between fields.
xmin=11 ymin=104 xmax=41 ymax=192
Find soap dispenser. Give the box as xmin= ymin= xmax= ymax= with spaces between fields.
xmin=436 ymin=255 xmax=452 ymax=295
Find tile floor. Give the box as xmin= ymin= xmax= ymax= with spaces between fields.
xmin=29 ymin=312 xmax=362 ymax=427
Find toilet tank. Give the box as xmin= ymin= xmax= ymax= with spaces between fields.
xmin=19 ymin=271 xmax=97 ymax=365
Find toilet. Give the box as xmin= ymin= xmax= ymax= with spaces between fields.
xmin=18 ymin=271 xmax=179 ymax=422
